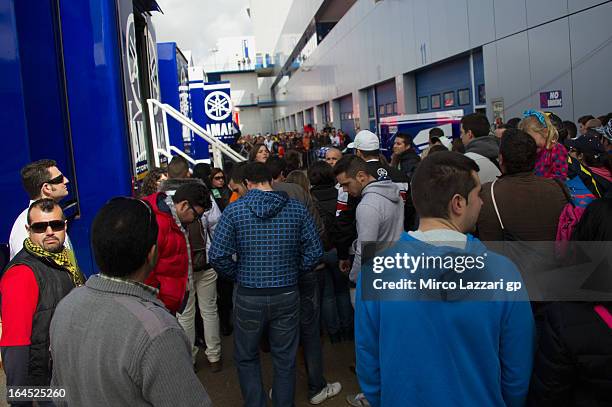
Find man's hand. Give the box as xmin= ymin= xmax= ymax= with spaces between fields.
xmin=339 ymin=259 xmax=351 ymax=274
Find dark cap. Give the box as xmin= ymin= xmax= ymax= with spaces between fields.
xmin=567 ymin=132 xmax=604 ymax=155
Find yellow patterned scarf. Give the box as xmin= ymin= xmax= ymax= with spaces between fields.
xmin=24 ymin=238 xmax=85 ymax=286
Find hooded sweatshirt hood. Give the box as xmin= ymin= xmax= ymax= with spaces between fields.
xmin=465 ymin=136 xmax=500 ymax=160
xmin=244 ymin=189 xmax=289 ymax=219
xmin=361 ymin=180 xmax=401 ymax=203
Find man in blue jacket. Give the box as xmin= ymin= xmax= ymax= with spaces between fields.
xmin=209 ymin=162 xmax=323 ymax=407
xmin=354 ymin=151 xmax=535 ymax=407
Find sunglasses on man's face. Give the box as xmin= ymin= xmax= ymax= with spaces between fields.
xmin=42 ymin=174 xmax=65 ymax=188
xmin=29 ymin=220 xmax=66 ymax=234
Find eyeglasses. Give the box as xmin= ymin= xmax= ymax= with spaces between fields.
xmin=29 ymin=220 xmax=66 ymax=234
xmin=40 ymin=173 xmax=65 ymax=189
xmin=212 ymin=176 xmax=225 ymax=181
xmin=188 ymin=203 xmax=203 ymax=221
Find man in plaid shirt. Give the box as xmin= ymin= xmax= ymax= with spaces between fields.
xmin=210 ymin=162 xmax=322 ymax=407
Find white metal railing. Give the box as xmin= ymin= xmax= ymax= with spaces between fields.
xmin=147 ymin=99 xmax=246 ymax=169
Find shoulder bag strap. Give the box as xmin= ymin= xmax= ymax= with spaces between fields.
xmin=490 ymin=179 xmax=505 ymax=230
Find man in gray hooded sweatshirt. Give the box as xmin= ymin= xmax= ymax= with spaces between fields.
xmin=334 ymin=155 xmax=404 ymax=286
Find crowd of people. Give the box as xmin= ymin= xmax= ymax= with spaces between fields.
xmin=0 ymin=108 xmax=611 ymax=407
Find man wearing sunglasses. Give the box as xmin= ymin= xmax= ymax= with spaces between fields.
xmin=158 ymin=157 xmax=224 ymax=372
xmin=9 ymin=159 xmax=71 ymax=260
xmin=1 ymin=199 xmax=84 ymax=403
xmin=141 ymin=182 xmax=211 ymax=316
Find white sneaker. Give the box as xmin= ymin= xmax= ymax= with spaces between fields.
xmin=346 ymin=392 xmax=371 ymax=407
xmin=309 ymin=382 xmax=342 ymax=405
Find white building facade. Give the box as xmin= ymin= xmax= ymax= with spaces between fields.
xmin=249 ymin=0 xmax=612 ymax=138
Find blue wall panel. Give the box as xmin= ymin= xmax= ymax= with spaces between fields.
xmin=338 ymin=94 xmax=354 ymax=139
xmin=59 ymin=0 xmax=133 ymax=274
xmin=416 ymin=56 xmax=472 ymax=114
xmin=157 ymin=42 xmax=183 ymax=150
xmin=0 ymin=0 xmax=30 ymax=246
xmin=375 ymin=79 xmax=397 ymax=118
xmin=14 ymin=1 xmax=71 ymax=170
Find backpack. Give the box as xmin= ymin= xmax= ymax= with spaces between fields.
xmin=555 ymin=179 xmax=587 ymax=255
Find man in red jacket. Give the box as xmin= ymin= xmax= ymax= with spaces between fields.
xmin=141 ymin=182 xmax=211 ymax=314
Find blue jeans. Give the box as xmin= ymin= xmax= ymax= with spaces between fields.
xmin=233 ymin=290 xmax=300 ymax=407
xmin=299 ymin=271 xmax=327 ymax=398
xmin=320 ymin=250 xmax=353 ymax=336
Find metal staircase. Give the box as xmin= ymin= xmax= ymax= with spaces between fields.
xmin=147 ymin=98 xmax=246 ymax=169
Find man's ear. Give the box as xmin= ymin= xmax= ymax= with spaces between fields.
xmin=147 ymin=244 xmax=158 ymax=269
xmin=449 ymin=193 xmax=465 ymax=217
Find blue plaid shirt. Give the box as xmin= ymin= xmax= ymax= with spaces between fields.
xmin=209 ymin=189 xmax=322 ymax=289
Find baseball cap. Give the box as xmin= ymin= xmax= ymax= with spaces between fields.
xmin=347 ymin=130 xmax=380 ymax=151
xmin=567 ymin=132 xmax=604 ymax=155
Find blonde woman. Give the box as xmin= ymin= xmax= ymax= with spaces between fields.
xmin=519 ymin=110 xmax=568 ymax=180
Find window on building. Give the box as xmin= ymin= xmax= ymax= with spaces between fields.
xmin=443 ymin=91 xmax=455 ymax=107
xmin=419 ymin=96 xmax=429 ymax=111
xmin=478 ymin=84 xmax=486 ymax=105
xmin=393 ymin=102 xmax=398 ymax=114
xmin=458 ymin=88 xmax=470 ymax=106
xmin=386 ymin=103 xmax=393 ymax=115
xmin=368 ymin=106 xmax=374 ymax=118
xmin=379 ymin=105 xmax=385 ymax=116
xmin=431 ymin=94 xmax=441 ymax=109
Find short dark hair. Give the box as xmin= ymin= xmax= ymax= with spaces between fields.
xmin=193 ymin=163 xmax=212 ymax=186
xmin=359 ymin=149 xmax=380 ymax=159
xmin=461 ymin=113 xmax=490 ymax=138
xmin=578 ymin=115 xmax=595 ymax=126
xmin=27 ymin=198 xmax=64 ymax=225
xmin=506 ymin=118 xmax=521 ymax=128
xmin=230 ymin=162 xmax=248 ymax=185
xmin=395 ymin=132 xmax=413 ymax=147
xmin=307 ymin=161 xmax=335 ymax=186
xmin=333 ymin=155 xmax=368 ymax=178
xmin=428 ymin=144 xmax=449 ymax=156
xmin=92 ymin=198 xmax=158 ymax=278
xmin=411 ymin=151 xmax=479 ymax=219
xmin=21 ymin=159 xmax=57 ymax=199
xmin=168 ymin=156 xmax=190 ymax=179
xmin=499 ymin=129 xmax=537 ymax=174
xmin=429 ymin=128 xmax=444 ymax=139
xmin=265 ymin=156 xmax=287 ymax=179
xmin=243 ymin=162 xmax=272 ymax=184
xmin=563 ymin=120 xmax=577 ymax=139
xmin=172 ymin=182 xmax=212 ymax=212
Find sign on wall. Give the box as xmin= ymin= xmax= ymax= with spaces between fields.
xmin=202 ymin=82 xmax=235 ymax=144
xmin=189 ymin=80 xmax=236 ymax=160
xmin=540 ymin=90 xmax=562 ymax=109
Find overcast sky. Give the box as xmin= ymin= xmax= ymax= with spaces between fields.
xmin=151 ymin=0 xmax=253 ymax=66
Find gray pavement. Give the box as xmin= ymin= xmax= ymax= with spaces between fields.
xmin=0 ymin=335 xmax=360 ymax=407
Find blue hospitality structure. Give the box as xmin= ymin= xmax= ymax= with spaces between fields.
xmin=0 ymin=0 xmax=164 ymax=273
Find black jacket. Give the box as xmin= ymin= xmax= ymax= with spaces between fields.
xmin=394 ymin=149 xmax=421 ymax=180
xmin=528 ymin=302 xmax=612 ymax=407
xmin=310 ymin=184 xmax=338 ymax=251
xmin=1 ymin=249 xmax=76 ymax=386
